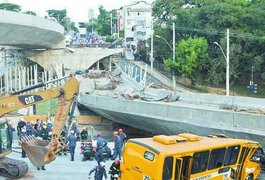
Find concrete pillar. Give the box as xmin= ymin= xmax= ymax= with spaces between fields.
xmin=22 ymin=67 xmax=26 ymax=89
xmin=9 ymin=68 xmax=12 ymax=92
xmin=5 ymin=69 xmax=9 ymax=93
xmin=15 ymin=65 xmax=17 ymax=91
xmin=0 ymin=76 xmax=2 ymax=95
xmin=18 ymin=66 xmax=22 ymax=90
xmin=140 ymin=66 xmax=143 ymax=82
xmin=30 ymin=65 xmax=33 ymax=86
xmin=97 ymin=61 xmax=100 ymax=70
xmin=109 ymin=56 xmax=112 ymax=71
xmin=27 ymin=67 xmax=30 ymax=87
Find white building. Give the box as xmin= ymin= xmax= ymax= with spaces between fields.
xmin=117 ymin=1 xmax=152 ymax=44
xmin=88 ymin=8 xmax=95 ymax=22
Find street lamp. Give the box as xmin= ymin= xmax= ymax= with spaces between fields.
xmin=155 ymin=35 xmax=173 ymax=51
xmin=154 ymin=23 xmax=176 ymax=89
xmin=214 ymin=29 xmax=230 ymax=96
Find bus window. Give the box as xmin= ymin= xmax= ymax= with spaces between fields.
xmin=175 ymin=159 xmax=181 ymax=180
xmin=208 ymin=148 xmax=226 ymax=170
xmin=163 ymin=156 xmax=173 ymax=180
xmin=175 ymin=156 xmax=191 ymax=180
xmin=191 ymin=151 xmax=209 ymax=174
xmin=224 ymin=145 xmax=240 ymax=166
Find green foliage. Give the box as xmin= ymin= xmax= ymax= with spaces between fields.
xmin=96 ymin=6 xmax=117 ymax=36
xmin=153 ymin=0 xmax=265 ymax=86
xmin=46 ymin=9 xmax=77 ymax=32
xmin=23 ymin=11 xmax=36 ymax=16
xmin=164 ymin=37 xmax=208 ymax=84
xmin=119 ymin=29 xmax=125 ymax=38
xmin=105 ymin=36 xmax=114 ymax=42
xmin=0 ymin=3 xmax=21 ymax=11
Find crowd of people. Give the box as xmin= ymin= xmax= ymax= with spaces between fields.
xmin=15 ymin=117 xmax=127 ymax=179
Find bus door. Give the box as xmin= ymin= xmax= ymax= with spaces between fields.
xmin=174 ymin=156 xmax=191 ymax=180
xmin=236 ymin=146 xmax=256 ymax=179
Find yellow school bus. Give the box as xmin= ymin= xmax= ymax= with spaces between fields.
xmin=119 ymin=133 xmax=262 ymax=180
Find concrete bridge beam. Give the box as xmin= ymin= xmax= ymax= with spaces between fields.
xmin=22 ymin=47 xmax=123 ymax=73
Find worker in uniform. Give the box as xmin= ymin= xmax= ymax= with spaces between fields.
xmin=88 ymin=161 xmax=107 ymax=180
xmin=40 ymin=125 xmax=49 ymax=140
xmin=118 ymin=128 xmax=127 ymax=144
xmin=19 ymin=127 xmax=27 ymax=158
xmin=66 ymin=130 xmax=77 ymax=161
xmin=111 ymin=131 xmax=122 ymax=160
xmin=6 ymin=120 xmax=15 ymax=149
xmin=109 ymin=160 xmax=120 ymax=180
xmin=80 ymin=127 xmax=88 ymax=142
xmin=94 ymin=132 xmax=107 ymax=164
xmin=17 ymin=118 xmax=26 ymax=136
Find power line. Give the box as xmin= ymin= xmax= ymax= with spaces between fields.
xmin=161 ymin=25 xmax=265 ymax=41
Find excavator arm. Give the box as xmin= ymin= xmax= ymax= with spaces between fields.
xmin=0 ymin=75 xmax=79 ymax=169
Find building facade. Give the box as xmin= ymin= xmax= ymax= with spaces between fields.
xmin=117 ymin=1 xmax=152 ymax=44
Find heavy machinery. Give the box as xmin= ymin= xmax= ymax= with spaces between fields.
xmin=0 ymin=75 xmax=79 ymax=179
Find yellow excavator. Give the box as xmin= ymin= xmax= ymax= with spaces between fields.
xmin=0 ymin=75 xmax=79 ymax=179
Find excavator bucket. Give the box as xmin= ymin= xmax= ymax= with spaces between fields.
xmin=20 ymin=135 xmax=50 ymax=168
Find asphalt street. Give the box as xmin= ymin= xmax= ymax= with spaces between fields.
xmin=6 ymin=140 xmax=114 ymax=180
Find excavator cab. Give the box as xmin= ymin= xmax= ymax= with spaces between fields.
xmin=0 ymin=120 xmax=28 ymax=179
xmin=0 ymin=75 xmax=79 ymax=178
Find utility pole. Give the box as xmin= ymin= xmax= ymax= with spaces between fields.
xmin=226 ymin=29 xmax=230 ymax=96
xmin=110 ymin=13 xmax=113 ymax=36
xmin=172 ymin=22 xmax=176 ymax=89
xmin=150 ymin=20 xmax=154 ymax=71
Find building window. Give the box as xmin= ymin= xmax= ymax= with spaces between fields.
xmin=127 ymin=12 xmax=130 ymax=16
xmin=138 ymin=12 xmax=140 ymax=15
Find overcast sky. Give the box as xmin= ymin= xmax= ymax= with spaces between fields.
xmin=7 ymin=0 xmax=154 ymax=23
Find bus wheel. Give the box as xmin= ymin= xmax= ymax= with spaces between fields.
xmin=246 ymin=174 xmax=253 ymax=180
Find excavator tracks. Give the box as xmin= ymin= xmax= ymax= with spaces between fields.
xmin=0 ymin=157 xmax=28 ymax=179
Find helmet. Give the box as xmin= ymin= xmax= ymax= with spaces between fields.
xmin=21 ymin=127 xmax=26 ymax=133
xmin=70 ymin=130 xmax=74 ymax=134
xmin=43 ymin=125 xmax=47 ymax=129
xmin=114 ymin=159 xmax=120 ymax=165
xmin=113 ymin=131 xmax=118 ymax=135
xmin=99 ymin=161 xmax=105 ymax=167
xmin=72 ymin=120 xmax=76 ymax=123
xmin=96 ymin=132 xmax=101 ymax=137
xmin=118 ymin=128 xmax=123 ymax=132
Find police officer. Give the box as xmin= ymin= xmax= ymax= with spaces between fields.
xmin=109 ymin=160 xmax=120 ymax=180
xmin=40 ymin=125 xmax=49 ymax=140
xmin=66 ymin=130 xmax=77 ymax=161
xmin=17 ymin=118 xmax=26 ymax=136
xmin=95 ymin=133 xmax=107 ymax=164
xmin=111 ymin=131 xmax=122 ymax=160
xmin=80 ymin=127 xmax=88 ymax=142
xmin=88 ymin=161 xmax=107 ymax=180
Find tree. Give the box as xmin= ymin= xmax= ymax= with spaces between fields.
xmin=23 ymin=11 xmax=36 ymax=16
xmin=0 ymin=3 xmax=21 ymax=12
xmin=153 ymin=0 xmax=265 ymax=86
xmin=47 ymin=9 xmax=67 ymax=23
xmin=164 ymin=37 xmax=208 ymax=85
xmin=46 ymin=9 xmax=77 ymax=32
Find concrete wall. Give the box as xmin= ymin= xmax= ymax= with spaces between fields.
xmin=179 ymin=92 xmax=265 ymax=109
xmin=0 ymin=10 xmax=64 ymax=48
